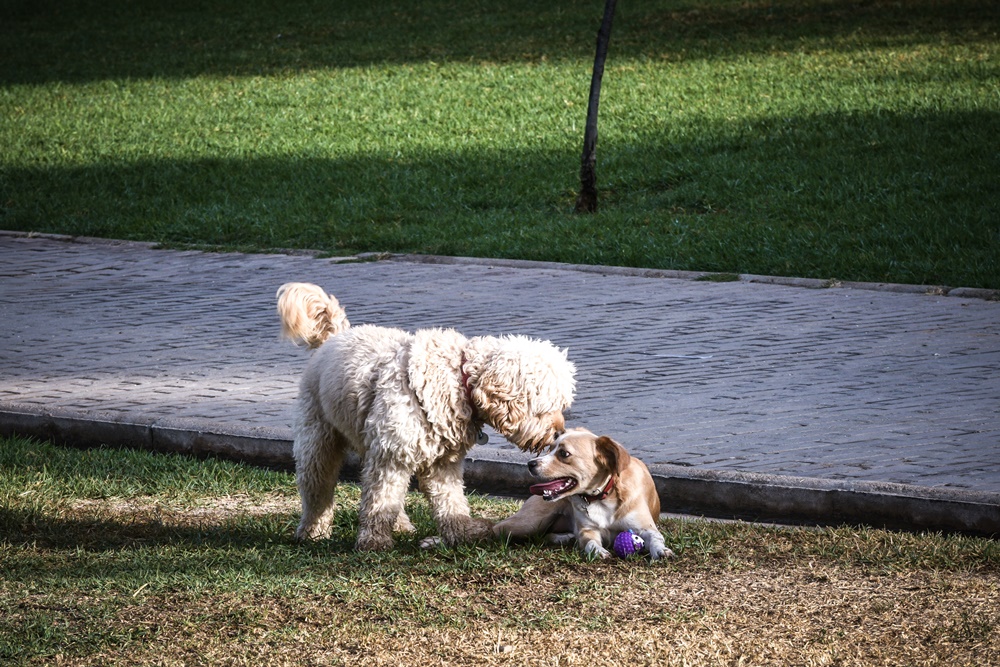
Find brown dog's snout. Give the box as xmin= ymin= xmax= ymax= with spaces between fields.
xmin=528 ymin=458 xmax=541 ymax=475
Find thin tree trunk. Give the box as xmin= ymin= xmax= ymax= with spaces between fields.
xmin=575 ymin=0 xmax=618 ymax=214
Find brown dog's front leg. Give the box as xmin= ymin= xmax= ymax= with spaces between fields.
xmin=577 ymin=527 xmax=611 ymax=559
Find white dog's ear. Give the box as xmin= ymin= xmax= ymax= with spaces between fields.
xmin=467 ymin=335 xmax=575 ymax=449
xmin=472 ymin=362 xmax=529 ymax=439
xmin=595 ymin=436 xmax=631 ymax=478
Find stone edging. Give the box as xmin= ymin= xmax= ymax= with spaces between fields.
xmin=3 ymin=406 xmax=997 ymax=536
xmin=2 ymin=230 xmax=996 ymax=301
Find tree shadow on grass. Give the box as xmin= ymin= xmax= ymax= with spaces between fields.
xmin=1 ymin=502 xmax=402 ymax=586
xmin=0 ymin=500 xmax=501 ymax=588
xmin=0 ymin=504 xmax=304 ymax=551
xmin=1 ymin=0 xmax=996 ymax=84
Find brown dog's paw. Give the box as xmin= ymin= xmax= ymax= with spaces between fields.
xmin=467 ymin=516 xmax=496 ymax=539
xmin=419 ymin=536 xmax=445 ymax=550
xmin=649 ymin=545 xmax=676 ymax=561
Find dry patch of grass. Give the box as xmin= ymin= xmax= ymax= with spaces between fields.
xmin=6 ymin=493 xmax=999 ymax=667
xmin=2 ymin=439 xmax=997 ymax=665
xmin=11 ymin=566 xmax=999 ymax=666
xmin=67 ymin=493 xmax=300 ymax=525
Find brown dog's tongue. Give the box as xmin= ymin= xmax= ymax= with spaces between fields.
xmin=529 ymin=479 xmax=574 ymax=496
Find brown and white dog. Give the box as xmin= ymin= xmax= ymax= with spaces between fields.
xmin=494 ymin=428 xmax=673 ymax=561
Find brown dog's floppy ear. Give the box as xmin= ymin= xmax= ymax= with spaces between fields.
xmin=596 ymin=436 xmax=632 ymax=478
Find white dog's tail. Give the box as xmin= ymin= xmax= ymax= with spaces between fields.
xmin=276 ymin=282 xmax=351 ymax=349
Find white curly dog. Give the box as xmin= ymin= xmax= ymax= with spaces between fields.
xmin=276 ymin=282 xmax=576 ymax=552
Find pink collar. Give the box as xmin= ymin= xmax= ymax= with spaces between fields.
xmin=460 ymin=354 xmax=488 ymax=445
xmin=460 ymin=353 xmax=474 ymax=406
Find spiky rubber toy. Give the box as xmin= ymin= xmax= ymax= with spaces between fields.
xmin=613 ymin=530 xmax=645 ymax=558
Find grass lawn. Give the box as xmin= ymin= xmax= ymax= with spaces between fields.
xmin=2 ymin=436 xmax=998 ymax=666
xmin=1 ymin=0 xmax=998 ymax=288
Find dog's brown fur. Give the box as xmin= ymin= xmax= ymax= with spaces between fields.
xmin=494 ymin=428 xmax=673 ymax=560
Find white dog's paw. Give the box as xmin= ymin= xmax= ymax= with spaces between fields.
xmin=295 ymin=521 xmax=332 ymax=542
xmin=419 ymin=535 xmax=445 ymax=550
xmin=394 ymin=512 xmax=417 ymax=534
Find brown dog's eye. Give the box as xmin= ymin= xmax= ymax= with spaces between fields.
xmin=557 ymin=449 xmax=571 ymax=460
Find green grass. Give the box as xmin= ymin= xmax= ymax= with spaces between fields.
xmin=1 ymin=0 xmax=998 ymax=288
xmin=2 ymin=436 xmax=999 ymax=665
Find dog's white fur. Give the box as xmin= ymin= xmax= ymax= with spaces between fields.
xmin=276 ymin=282 xmax=576 ymax=552
xmin=494 ymin=428 xmax=673 ymax=561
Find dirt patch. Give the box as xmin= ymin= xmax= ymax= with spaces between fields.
xmin=66 ymin=494 xmax=299 ymax=526
xmin=13 ymin=493 xmax=997 ymax=666
xmin=37 ymin=566 xmax=999 ymax=667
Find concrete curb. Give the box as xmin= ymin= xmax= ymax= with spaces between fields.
xmin=0 ymin=407 xmax=295 ymax=470
xmin=2 ymin=231 xmax=997 ymax=300
xmin=4 ymin=406 xmax=997 ymax=537
xmin=366 ymin=252 xmax=1000 ymax=301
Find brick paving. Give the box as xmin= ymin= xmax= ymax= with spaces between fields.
xmin=2 ymin=231 xmax=999 ymax=501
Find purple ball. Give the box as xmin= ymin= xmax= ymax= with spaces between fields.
xmin=613 ymin=530 xmax=645 ymax=558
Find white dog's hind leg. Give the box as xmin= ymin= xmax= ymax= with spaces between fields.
xmin=294 ymin=422 xmax=346 ymax=541
xmin=418 ymin=460 xmax=493 ymax=547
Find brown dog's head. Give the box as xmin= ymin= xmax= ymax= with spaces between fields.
xmin=527 ymin=428 xmax=631 ymax=502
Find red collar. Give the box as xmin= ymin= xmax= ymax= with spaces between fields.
xmin=581 ymin=476 xmax=615 ymax=504
xmin=461 ymin=354 xmax=487 ymax=444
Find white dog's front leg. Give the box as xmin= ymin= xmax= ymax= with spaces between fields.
xmin=418 ymin=460 xmax=493 ymax=547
